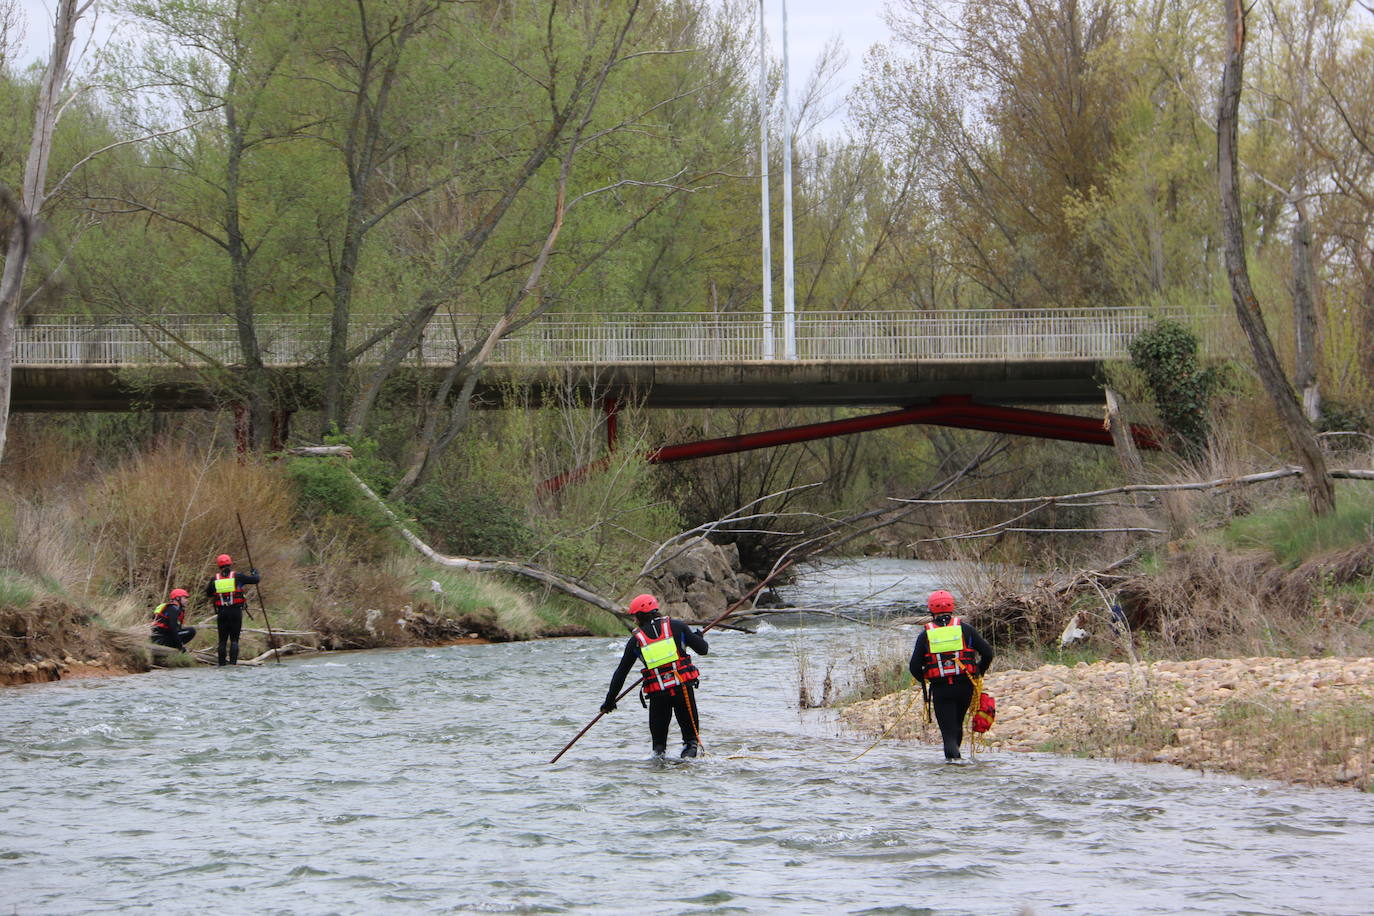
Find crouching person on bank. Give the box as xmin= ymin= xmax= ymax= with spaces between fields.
xmin=151 ymin=588 xmax=195 ymax=652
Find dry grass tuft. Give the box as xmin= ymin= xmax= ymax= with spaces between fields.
xmin=1117 ymin=541 xmax=1374 ymax=657
xmin=0 ymin=490 xmax=88 ymax=594
xmin=90 ymin=447 xmax=300 ymax=605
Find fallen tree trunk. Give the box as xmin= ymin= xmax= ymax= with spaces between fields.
xmin=341 ymin=467 xmax=628 ymax=622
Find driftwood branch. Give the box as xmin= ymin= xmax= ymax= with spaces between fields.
xmin=775 ymin=437 xmax=1011 ymax=567
xmin=914 ymin=526 xmax=1167 ymax=545
xmin=638 ymin=482 xmax=821 ymax=580
xmin=897 ymin=466 xmax=1374 ymax=547
xmin=890 ymin=466 xmax=1312 ymax=507
xmin=284 ymin=445 xmax=354 ymax=458
xmin=241 ymin=643 xmax=317 ymax=665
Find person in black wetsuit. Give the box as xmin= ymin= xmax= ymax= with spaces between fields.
xmin=909 ymin=589 xmax=994 ymax=761
xmin=204 ymin=553 xmax=260 ymax=666
xmin=150 ymin=588 xmax=195 ymax=651
xmin=601 ymin=593 xmax=710 ymax=759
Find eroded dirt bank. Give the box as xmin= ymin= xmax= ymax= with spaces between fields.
xmin=843 ymin=657 xmax=1374 ymax=790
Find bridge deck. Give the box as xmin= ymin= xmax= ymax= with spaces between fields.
xmin=12 ymin=359 xmax=1107 ymax=411
xmin=10 ymin=309 xmax=1182 ymax=411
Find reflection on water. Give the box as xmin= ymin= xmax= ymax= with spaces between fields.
xmin=3 ymin=560 xmax=1373 ymax=915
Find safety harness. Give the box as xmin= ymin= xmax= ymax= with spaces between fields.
xmin=151 ymin=602 xmax=179 ymax=630
xmin=634 ymin=617 xmax=700 ymax=696
xmin=213 ymin=573 xmax=242 ymax=608
xmin=922 ymin=617 xmax=978 ymax=682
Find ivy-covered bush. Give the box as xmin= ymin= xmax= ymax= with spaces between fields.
xmin=407 ymin=486 xmax=533 ymax=557
xmin=1128 ymin=319 xmax=1219 ymax=459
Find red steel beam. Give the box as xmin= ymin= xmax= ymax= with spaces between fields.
xmin=648 ymin=396 xmax=1159 ymax=463
xmin=540 ymin=395 xmax=1161 ymax=493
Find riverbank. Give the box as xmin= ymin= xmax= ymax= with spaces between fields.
xmin=0 ymin=628 xmax=576 ymax=687
xmin=842 ymin=656 xmax=1374 ymax=791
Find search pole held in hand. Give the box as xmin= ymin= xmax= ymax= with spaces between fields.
xmin=548 ymin=560 xmax=794 ymax=765
xmin=235 ymin=511 xmax=281 ymax=664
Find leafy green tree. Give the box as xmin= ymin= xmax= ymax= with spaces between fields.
xmin=97 ymin=0 xmax=317 ymax=448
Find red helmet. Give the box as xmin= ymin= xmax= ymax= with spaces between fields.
xmin=169 ymin=588 xmax=189 ymax=600
xmin=628 ymin=594 xmax=659 ymax=615
xmin=928 ymin=589 xmax=956 ymax=615
xmin=216 ymin=554 xmax=232 ymax=567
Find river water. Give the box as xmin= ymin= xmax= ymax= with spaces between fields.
xmin=3 ymin=559 xmax=1374 ymax=915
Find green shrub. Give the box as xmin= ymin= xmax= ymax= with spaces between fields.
xmin=285 ymin=457 xmax=389 ymax=529
xmin=406 ymin=486 xmax=532 ymax=557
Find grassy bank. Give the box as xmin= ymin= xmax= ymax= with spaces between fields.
xmin=0 ymin=426 xmax=640 ymax=684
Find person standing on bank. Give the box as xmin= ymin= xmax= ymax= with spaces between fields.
xmin=150 ymin=588 xmax=196 ymax=652
xmin=909 ymin=589 xmax=994 ymax=761
xmin=601 ymin=594 xmax=710 ymax=759
xmin=204 ymin=554 xmax=259 ymax=666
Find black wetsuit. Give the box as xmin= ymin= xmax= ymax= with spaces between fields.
xmin=604 ymin=617 xmax=710 ymax=755
xmin=909 ymin=619 xmax=994 ymax=760
xmin=150 ymin=602 xmax=195 ymax=651
xmin=204 ymin=569 xmax=260 ymax=666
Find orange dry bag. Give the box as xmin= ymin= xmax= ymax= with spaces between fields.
xmin=971 ymin=692 xmax=996 ymax=733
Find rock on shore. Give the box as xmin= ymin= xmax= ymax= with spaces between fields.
xmin=842 ymin=657 xmax=1374 ymax=790
xmin=640 ymin=536 xmax=756 ymax=622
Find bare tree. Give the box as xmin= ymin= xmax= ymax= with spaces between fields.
xmin=339 ymin=0 xmax=709 ymax=499
xmin=0 ymin=0 xmax=95 ymax=462
xmin=1217 ymin=0 xmax=1334 ymax=515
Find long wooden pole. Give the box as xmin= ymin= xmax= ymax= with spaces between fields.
xmin=235 ymin=511 xmax=281 ymax=665
xmin=548 ymin=560 xmax=794 ymax=764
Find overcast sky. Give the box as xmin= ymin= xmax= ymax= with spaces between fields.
xmin=761 ymin=0 xmax=892 ymax=100
xmin=13 ymin=0 xmax=896 ymax=128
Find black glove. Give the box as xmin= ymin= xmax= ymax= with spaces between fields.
xmin=600 ymin=700 xmax=616 ymax=714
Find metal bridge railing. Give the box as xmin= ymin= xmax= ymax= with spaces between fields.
xmin=14 ymin=308 xmax=1185 ymax=366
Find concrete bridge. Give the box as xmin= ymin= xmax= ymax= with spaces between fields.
xmin=11 ymin=308 xmax=1176 ymax=411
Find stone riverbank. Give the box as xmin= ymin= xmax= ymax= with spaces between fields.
xmin=842 ymin=657 xmax=1374 ymax=790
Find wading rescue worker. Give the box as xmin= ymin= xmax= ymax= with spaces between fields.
xmin=909 ymin=589 xmax=994 ymax=762
xmin=150 ymin=588 xmax=195 ymax=652
xmin=601 ymin=594 xmax=710 ymax=759
xmin=204 ymin=554 xmax=259 ymax=667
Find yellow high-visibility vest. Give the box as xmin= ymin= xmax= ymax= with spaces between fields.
xmin=927 ymin=622 xmax=965 ymax=655
xmin=637 ymin=620 xmax=681 ymax=670
xmin=214 ymin=574 xmax=238 ymax=605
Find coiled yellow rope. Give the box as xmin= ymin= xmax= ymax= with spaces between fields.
xmin=843 ymin=680 xmax=923 ymax=762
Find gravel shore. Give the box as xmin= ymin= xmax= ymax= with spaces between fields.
xmin=841 ymin=657 xmax=1374 ymax=790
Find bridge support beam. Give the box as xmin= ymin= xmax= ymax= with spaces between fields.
xmin=646 ymin=395 xmax=1159 ymax=464
xmin=541 ymin=395 xmax=1160 ymax=494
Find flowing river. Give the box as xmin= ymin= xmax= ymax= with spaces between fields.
xmin=3 ymin=559 xmax=1373 ymax=915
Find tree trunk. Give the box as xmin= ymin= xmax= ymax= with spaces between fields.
xmin=1291 ymin=197 xmax=1321 ymax=423
xmin=0 ymin=0 xmax=87 ymax=462
xmin=224 ymin=98 xmax=272 ymax=450
xmin=1216 ymin=0 xmax=1334 ymax=515
xmin=1103 ymin=387 xmax=1145 ymax=484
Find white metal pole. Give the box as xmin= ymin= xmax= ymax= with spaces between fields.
xmin=759 ymin=0 xmax=773 ymax=360
xmin=780 ymin=0 xmax=796 ymax=359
